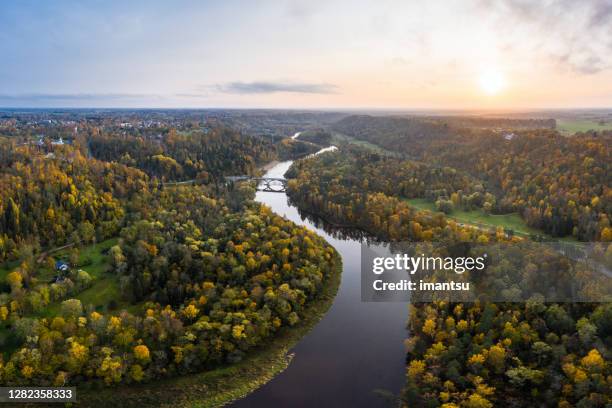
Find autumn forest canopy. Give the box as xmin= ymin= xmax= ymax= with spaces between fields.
xmin=286 ymin=114 xmax=611 ymax=407
xmin=0 ymin=109 xmax=610 ymax=408
xmin=330 ymin=115 xmax=611 ymax=241
xmin=0 ymin=113 xmax=339 ymax=395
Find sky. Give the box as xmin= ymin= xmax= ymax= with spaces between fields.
xmin=1 ymin=0 xmax=611 ymax=109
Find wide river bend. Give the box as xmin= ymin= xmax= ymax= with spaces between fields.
xmin=232 ymin=145 xmax=409 ymax=407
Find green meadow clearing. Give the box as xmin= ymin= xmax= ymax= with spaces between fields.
xmin=2 ymin=239 xmax=123 ymax=319
xmin=37 ymin=237 xmax=135 ymax=318
xmin=556 ymin=119 xmax=612 ymax=135
xmin=330 ymin=131 xmax=404 ymax=157
xmin=1 ymin=237 xmax=141 ymax=357
xmin=404 ymin=197 xmax=577 ymax=241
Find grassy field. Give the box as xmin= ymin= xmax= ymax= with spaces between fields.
xmin=39 ymin=238 xmax=127 ymax=317
xmin=1 ymin=235 xmax=184 ymax=359
xmin=1 ymin=238 xmax=116 ymax=282
xmin=556 ymin=119 xmax=612 ymax=135
xmin=2 ymin=238 xmax=121 ymax=322
xmin=330 ymin=131 xmax=404 ymax=157
xmin=77 ymin=251 xmax=343 ymax=408
xmin=406 ymin=198 xmax=548 ymax=237
xmin=1 ymin=238 xmax=126 ymax=320
xmin=1 ymin=237 xmax=147 ymax=358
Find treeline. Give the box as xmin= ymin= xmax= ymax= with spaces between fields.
xmin=332 ymin=115 xmax=456 ymax=159
xmin=432 ymin=116 xmax=556 ymax=130
xmin=89 ymin=127 xmax=277 ymax=182
xmin=214 ymin=110 xmax=346 ymax=139
xmin=331 ymin=115 xmax=611 ymax=241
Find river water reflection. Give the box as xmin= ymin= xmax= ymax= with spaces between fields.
xmin=232 ymin=156 xmax=409 ymax=408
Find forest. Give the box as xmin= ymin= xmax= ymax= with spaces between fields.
xmin=0 ymin=126 xmax=339 ymax=390
xmin=0 ymin=140 xmax=149 ymax=261
xmin=285 ymin=140 xmax=611 ymax=407
xmin=1 ymin=110 xmax=610 ymax=406
xmin=88 ymin=127 xmax=276 ymax=182
xmin=331 ymin=116 xmax=611 ymax=241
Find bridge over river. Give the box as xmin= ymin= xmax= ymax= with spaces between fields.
xmin=225 ymin=176 xmax=288 ymax=192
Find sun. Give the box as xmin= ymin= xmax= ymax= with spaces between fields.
xmin=478 ymin=69 xmax=507 ymax=95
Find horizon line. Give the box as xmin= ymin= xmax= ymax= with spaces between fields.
xmin=1 ymin=106 xmax=611 ymax=113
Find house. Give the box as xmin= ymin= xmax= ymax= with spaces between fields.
xmin=51 ymin=137 xmax=65 ymax=146
xmin=51 ymin=260 xmax=70 ymax=284
xmin=55 ymin=260 xmax=70 ymax=272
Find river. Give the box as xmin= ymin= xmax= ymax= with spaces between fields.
xmin=232 ymin=148 xmax=409 ymax=407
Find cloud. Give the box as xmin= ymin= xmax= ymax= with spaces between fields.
xmin=0 ymin=93 xmax=166 ymax=107
xmin=558 ymin=55 xmax=607 ymax=75
xmin=213 ymin=81 xmax=337 ymax=94
xmin=0 ymin=83 xmax=338 ymax=106
xmin=589 ymin=0 xmax=612 ymax=25
xmin=477 ymin=0 xmax=612 ymax=75
xmin=174 ymin=93 xmax=212 ymax=99
xmin=285 ymin=2 xmax=319 ymax=21
xmin=0 ymin=93 xmax=153 ymax=101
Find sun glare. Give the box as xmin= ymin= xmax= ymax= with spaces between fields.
xmin=478 ymin=69 xmax=506 ymax=95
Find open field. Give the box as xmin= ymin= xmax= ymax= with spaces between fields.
xmin=404 ymin=198 xmax=576 ymax=242
xmin=38 ymin=238 xmax=128 ymax=317
xmin=556 ymin=119 xmax=612 ymax=135
xmin=330 ymin=131 xmax=404 ymax=157
xmin=0 ymin=238 xmax=125 ymax=323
